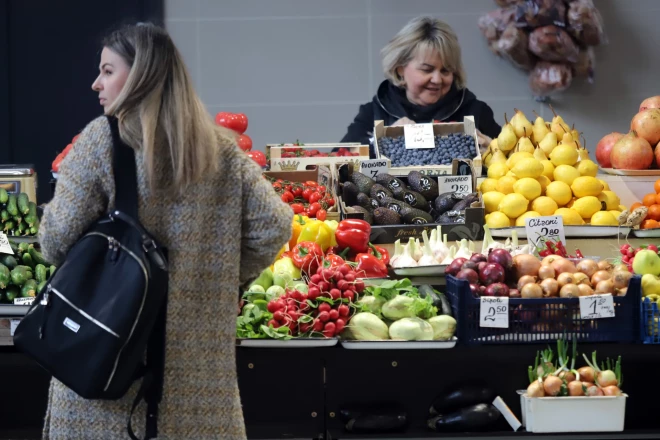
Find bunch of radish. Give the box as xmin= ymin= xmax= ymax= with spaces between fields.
xmin=307 ymin=264 xmax=365 ymax=303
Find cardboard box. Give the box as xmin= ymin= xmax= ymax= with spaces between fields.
xmin=267 ymin=143 xmax=370 ymax=172
xmin=263 ymin=165 xmax=340 ymax=221
xmin=374 ymin=116 xmax=482 ymax=177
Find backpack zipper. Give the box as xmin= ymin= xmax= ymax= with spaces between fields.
xmin=47 ymin=286 xmax=120 ymax=338
xmin=39 ymin=286 xmax=52 ymax=339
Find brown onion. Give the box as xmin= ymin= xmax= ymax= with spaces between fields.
xmin=567 ymin=380 xmax=585 ymax=396
xmin=560 ymin=283 xmax=580 ymax=298
xmin=591 ymin=270 xmax=612 ymax=286
xmin=578 ymin=284 xmax=594 ymax=297
xmin=602 ymin=385 xmax=622 ymax=396
xmin=557 ymin=272 xmax=575 ymax=287
xmin=543 ymin=375 xmax=563 ymax=396
xmin=613 ymin=264 xmax=628 ymax=273
xmin=527 ymin=380 xmax=544 ymax=397
xmin=582 ymin=381 xmax=595 ymax=389
xmin=598 ymin=260 xmax=613 ymax=272
xmin=540 ymin=278 xmax=559 ymax=297
xmin=542 ymin=255 xmax=564 ymax=266
xmin=595 ymin=279 xmax=615 ymax=294
xmin=517 ymin=275 xmax=537 ymax=291
xmin=613 ymin=270 xmax=633 ymax=289
xmin=618 ymin=287 xmax=628 ymax=296
xmin=576 ymin=259 xmax=599 ymax=277
xmin=521 ymin=283 xmax=543 ymax=299
xmin=586 ymin=385 xmax=604 ymax=396
xmin=578 ymin=367 xmax=595 ymax=383
xmin=513 ymin=254 xmax=542 ymax=278
xmin=552 ymin=258 xmax=577 ymax=275
xmin=559 ymin=371 xmax=576 ymax=383
xmin=573 ymin=272 xmax=591 ymax=285
xmin=538 ymin=265 xmax=555 ymax=280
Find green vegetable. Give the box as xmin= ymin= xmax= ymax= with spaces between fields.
xmin=49 ymin=265 xmax=57 ymax=277
xmin=37 ymin=280 xmax=47 ymax=293
xmin=389 ymin=317 xmax=434 ymax=341
xmin=10 ymin=265 xmax=32 ymax=286
xmin=3 ymin=221 xmax=14 ymax=233
xmin=18 ymin=242 xmax=29 ymax=255
xmin=35 ymin=264 xmax=47 ymax=283
xmin=17 ymin=222 xmax=27 ymax=235
xmin=17 ymin=193 xmax=29 ymax=215
xmin=272 ymin=257 xmax=301 ymax=288
xmin=0 ymin=188 xmax=7 ymax=204
xmin=382 ymin=296 xmax=416 ymax=320
xmin=236 ymin=301 xmax=290 ymax=340
xmin=6 ymin=194 xmax=17 ymax=216
xmin=347 ymin=312 xmax=389 ymax=341
xmin=427 ymin=315 xmax=457 ymax=340
xmin=266 ymin=285 xmax=285 ymax=298
xmin=24 ymin=202 xmax=37 ymax=227
xmin=30 ymin=226 xmax=38 ymax=236
xmin=365 ymin=278 xmax=416 ymax=301
xmin=0 ymin=254 xmax=17 ymax=270
xmin=0 ymin=210 xmax=9 ymax=223
xmin=5 ymin=285 xmax=19 ymax=302
xmin=249 ymin=267 xmax=273 ymax=291
xmin=28 ymin=246 xmax=48 ymax=266
xmin=21 ymin=252 xmax=34 ymax=269
xmin=0 ymin=264 xmax=9 ymax=289
xmin=356 ymin=295 xmax=386 ymax=317
xmin=21 ymin=279 xmax=37 ymax=297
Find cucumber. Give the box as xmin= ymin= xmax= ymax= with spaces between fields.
xmin=29 ymin=226 xmax=38 ymax=236
xmin=0 ymin=188 xmax=7 ymax=204
xmin=5 ymin=286 xmax=19 ymax=302
xmin=0 ymin=254 xmax=18 ymax=269
xmin=35 ymin=264 xmax=47 ymax=283
xmin=0 ymin=264 xmax=9 ymax=289
xmin=10 ymin=266 xmax=31 ymax=286
xmin=37 ymin=280 xmax=47 ymax=293
xmin=9 ymin=242 xmax=19 ymax=254
xmin=24 ymin=202 xmax=37 ymax=227
xmin=13 ymin=215 xmax=21 ymax=224
xmin=6 ymin=194 xmax=17 ymax=216
xmin=21 ymin=279 xmax=37 ymax=297
xmin=0 ymin=210 xmax=8 ymax=223
xmin=17 ymin=222 xmax=27 ymax=235
xmin=22 ymin=252 xmax=34 ymax=269
xmin=49 ymin=265 xmax=57 ymax=277
xmin=28 ymin=246 xmax=48 ymax=266
xmin=18 ymin=242 xmax=29 ymax=255
xmin=3 ymin=221 xmax=13 ymax=232
xmin=17 ymin=193 xmax=29 ymax=215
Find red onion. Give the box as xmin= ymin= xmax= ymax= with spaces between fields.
xmin=446 ymin=258 xmax=468 ymax=277
xmin=509 ymin=288 xmax=521 ymax=298
xmin=488 ymin=249 xmax=513 ymax=270
xmin=485 ymin=282 xmax=509 ymax=297
xmin=479 ymin=263 xmax=506 ymax=286
xmin=456 ymin=268 xmax=479 ymax=285
xmin=470 ymin=253 xmax=488 ymax=263
xmin=477 ymin=261 xmax=488 ymax=273
xmin=469 ymin=284 xmax=481 ymax=297
xmin=461 ymin=260 xmax=479 ymax=272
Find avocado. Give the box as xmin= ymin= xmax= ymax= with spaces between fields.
xmin=434 ymin=192 xmax=463 ymax=215
xmin=407 ymin=170 xmax=439 ymax=200
xmin=373 ymin=207 xmax=401 ymax=225
xmin=370 ymin=184 xmax=393 ymax=202
xmin=400 ymin=206 xmax=433 ymax=225
xmin=378 ymin=196 xmax=412 ymax=215
xmin=452 ymin=193 xmax=479 ymax=211
xmin=342 ymin=181 xmax=360 ymax=206
xmin=392 ymin=187 xmax=429 ymax=211
xmin=375 ymin=173 xmax=407 ymax=193
xmin=356 ymin=193 xmax=376 ymax=212
xmin=349 ymin=206 xmax=373 ymax=224
xmin=350 ymin=172 xmax=376 ymax=195
xmin=436 ymin=211 xmax=460 ymax=224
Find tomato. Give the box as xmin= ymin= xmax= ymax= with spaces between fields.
xmin=233 ymin=113 xmax=248 ymax=134
xmin=272 ymin=182 xmax=282 ymax=191
xmin=324 ymin=198 xmax=335 ymax=207
xmin=305 ymin=181 xmax=318 ymax=187
xmin=52 ymin=153 xmax=64 ymax=172
xmin=317 ymin=185 xmax=326 ymax=193
xmin=215 ymin=112 xmax=249 ymax=134
xmin=246 ymin=150 xmax=267 ymax=167
xmin=281 ymin=191 xmax=294 ymax=203
xmin=290 ymin=203 xmax=305 ymax=214
xmin=214 ymin=111 xmax=232 ymax=127
xmin=302 ymin=188 xmax=313 ymax=201
xmin=316 ymin=209 xmax=327 ymax=221
xmin=237 ymin=134 xmax=252 ymax=151
xmin=308 ymin=202 xmax=321 ymax=216
xmin=309 ymin=192 xmax=322 ymax=204
xmin=292 ymin=186 xmax=303 ymax=197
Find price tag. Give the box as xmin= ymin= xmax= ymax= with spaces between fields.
xmin=579 ymin=294 xmax=615 ymax=319
xmin=437 ymin=175 xmax=473 ymax=196
xmin=492 ymin=396 xmax=522 ymax=431
xmin=0 ymin=233 xmax=13 ymax=255
xmin=359 ymin=159 xmax=389 ymax=179
xmin=480 ymin=297 xmax=509 ymax=328
xmin=10 ymin=319 xmax=20 ymax=336
xmin=403 ymin=123 xmax=435 ymax=149
xmin=13 ymin=297 xmax=34 ymax=306
xmin=524 ymin=215 xmax=566 ymax=254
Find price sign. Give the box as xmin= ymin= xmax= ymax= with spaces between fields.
xmin=579 ymin=294 xmax=615 ymax=319
xmin=524 ymin=215 xmax=566 ymax=255
xmin=438 ymin=175 xmax=473 ymax=196
xmin=492 ymin=396 xmax=522 ymax=431
xmin=359 ymin=159 xmax=389 ymax=179
xmin=403 ymin=123 xmax=435 ymax=149
xmin=10 ymin=319 xmax=20 ymax=336
xmin=13 ymin=297 xmax=34 ymax=306
xmin=0 ymin=233 xmax=13 ymax=255
xmin=480 ymin=297 xmax=509 ymax=328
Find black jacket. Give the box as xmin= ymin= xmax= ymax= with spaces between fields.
xmin=341 ymin=80 xmax=501 ymax=157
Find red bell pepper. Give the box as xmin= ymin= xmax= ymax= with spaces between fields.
xmin=292 ymin=241 xmax=323 ymax=274
xmin=323 ymin=253 xmax=347 ymax=270
xmin=335 ymin=219 xmax=371 ymax=254
xmin=354 ymin=253 xmax=388 ymax=279
xmin=367 ymin=243 xmax=390 ymax=266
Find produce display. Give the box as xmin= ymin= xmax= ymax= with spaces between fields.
xmin=0 ymin=190 xmax=40 ymax=236
xmin=276 ymin=142 xmax=362 ymax=158
xmin=378 ymin=132 xmax=477 ymax=167
xmin=341 ymin=170 xmax=478 ymax=225
xmin=481 ymin=107 xmax=627 ymax=228
xmin=0 ymin=242 xmax=55 ymax=303
xmin=267 ymin=178 xmax=334 ymax=220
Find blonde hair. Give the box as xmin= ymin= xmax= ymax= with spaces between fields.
xmin=381 ymin=16 xmax=467 ymax=89
xmin=103 ymin=23 xmax=236 ymax=192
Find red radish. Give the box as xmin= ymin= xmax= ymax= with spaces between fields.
xmin=338 ymin=304 xmax=350 ymax=317
xmin=479 ymin=263 xmax=506 ymax=285
xmin=338 ymin=265 xmax=350 ymax=275
xmin=310 ymin=274 xmax=322 ymax=284
xmin=336 ymin=279 xmax=348 ymax=290
xmin=595 ymin=132 xmax=623 ymax=168
xmin=318 ymin=311 xmax=330 ymax=322
xmin=354 ymin=279 xmax=365 ymax=293
xmin=333 ymin=272 xmax=344 ymax=282
xmin=318 ymin=281 xmax=330 ymax=292
xmin=312 ymin=319 xmax=323 ymax=332
xmin=470 ymin=253 xmax=488 ymax=263
xmin=307 ymin=287 xmax=320 ymax=300
xmin=488 ymin=249 xmax=513 ymax=270
xmin=335 ymin=318 xmax=346 ymax=333
xmin=485 ymin=282 xmax=509 ymax=297
xmin=446 ymin=258 xmax=468 ymax=276
xmin=318 ymin=303 xmax=331 ymax=313
xmin=268 ymin=319 xmax=279 ymax=328
xmin=267 ymin=302 xmax=279 ymax=313
xmin=329 ymin=288 xmax=341 ymax=300
xmin=329 ymin=309 xmax=339 ymax=320
xmin=344 ymin=273 xmax=356 ymax=282
xmin=299 ymin=323 xmax=311 ymax=333
xmin=456 ymin=268 xmax=479 ymax=284
xmin=611 ymin=130 xmax=654 ymax=170
xmin=343 ymin=290 xmax=355 ymax=302
xmin=273 ymin=311 xmax=284 ymax=321
xmin=288 ymin=311 xmax=299 ymax=322
xmin=323 ymin=322 xmax=336 ymax=338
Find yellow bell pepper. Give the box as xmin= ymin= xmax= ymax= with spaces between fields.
xmin=289 ymin=214 xmax=309 ymax=250
xmin=324 ymin=220 xmax=338 ymax=233
xmin=297 ymin=219 xmax=336 ymax=251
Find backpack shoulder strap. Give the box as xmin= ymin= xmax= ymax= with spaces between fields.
xmin=106 ymin=116 xmax=139 ymax=218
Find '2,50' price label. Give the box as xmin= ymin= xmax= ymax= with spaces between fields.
xmin=480 ymin=297 xmax=509 ymax=328
xmin=437 ymin=175 xmax=472 ymax=196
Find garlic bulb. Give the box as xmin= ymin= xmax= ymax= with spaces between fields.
xmin=417 ymin=230 xmax=439 ymax=266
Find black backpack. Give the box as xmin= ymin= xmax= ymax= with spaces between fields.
xmin=14 ymin=116 xmax=169 ymax=440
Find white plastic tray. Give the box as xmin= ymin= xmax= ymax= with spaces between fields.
xmin=600 ymin=167 xmax=660 ymax=176
xmin=340 ymin=337 xmax=457 ymax=350
xmin=236 ymin=338 xmax=338 ymax=348
xmin=633 ymin=228 xmax=660 ymax=238
xmin=392 ymin=265 xmax=447 ymax=277
xmin=0 ymin=305 xmax=30 ymax=316
xmin=490 ymin=225 xmax=630 ymax=238
xmin=519 ymin=392 xmax=627 ymax=433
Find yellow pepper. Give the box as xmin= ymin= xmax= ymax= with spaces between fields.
xmin=324 ymin=220 xmax=339 ymax=233
xmin=289 ymin=214 xmax=309 ymax=250
xmin=297 ymin=219 xmax=336 ymax=251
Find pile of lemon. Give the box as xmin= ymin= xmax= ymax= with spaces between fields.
xmin=481 ymin=108 xmax=626 ymax=228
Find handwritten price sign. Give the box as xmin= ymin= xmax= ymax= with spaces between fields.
xmin=579 ymin=294 xmax=615 ymax=319
xmin=403 ymin=123 xmax=435 ymax=149
xmin=359 ymin=159 xmax=389 ymax=179
xmin=480 ymin=297 xmax=509 ymax=328
xmin=0 ymin=233 xmax=13 ymax=255
xmin=438 ymin=175 xmax=473 ymax=197
xmin=524 ymin=215 xmax=566 ymax=255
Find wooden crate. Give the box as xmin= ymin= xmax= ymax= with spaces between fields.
xmin=267 ymin=143 xmax=370 ymax=172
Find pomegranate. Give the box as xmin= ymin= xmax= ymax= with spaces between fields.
xmin=640 ymin=96 xmax=660 ymax=112
xmin=631 ymin=109 xmax=660 ymax=145
xmin=595 ymin=132 xmax=623 ymax=168
xmin=610 ymin=130 xmax=654 ymax=170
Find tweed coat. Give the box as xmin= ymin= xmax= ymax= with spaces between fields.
xmin=38 ymin=116 xmax=292 ymax=439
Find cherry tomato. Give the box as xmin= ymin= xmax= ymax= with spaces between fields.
xmin=281 ymin=191 xmax=294 ymax=203
xmin=292 ymin=186 xmax=303 ymax=197
xmin=302 ymin=188 xmax=313 ymax=201
xmin=309 ymin=192 xmax=322 ymax=204
xmin=324 ymin=198 xmax=335 ymax=207
xmin=290 ymin=203 xmax=305 ymax=214
xmin=284 ymin=184 xmax=293 ymax=192
xmin=272 ymin=182 xmax=282 ymax=191
xmin=308 ymin=202 xmax=321 ymax=216
xmin=305 ymin=181 xmax=318 ymax=187
xmin=317 ymin=185 xmax=326 ymax=193
xmin=316 ymin=209 xmax=327 ymax=221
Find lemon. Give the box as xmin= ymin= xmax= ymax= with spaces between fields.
xmin=486 ymin=211 xmax=512 ymax=228
xmin=483 ymin=191 xmax=506 ymax=214
xmin=541 ymin=160 xmax=555 ymax=180
xmin=506 ymin=170 xmax=517 ymax=178
xmin=480 ymin=178 xmax=498 ymax=193
xmin=512 ymin=158 xmax=544 ymax=179
xmin=487 ymin=162 xmax=509 ymax=179
xmin=537 ymin=175 xmax=551 ymax=194
xmin=549 ymin=144 xmax=579 ymax=166
xmin=591 ymin=211 xmax=619 ymax=226
xmin=515 ymin=211 xmax=541 ymax=227
xmin=566 ymin=197 xmax=577 ymax=208
xmin=571 ymin=176 xmax=604 ymax=198
xmin=513 ymin=177 xmax=542 ymax=200
xmin=573 ymin=196 xmax=602 ymax=219
xmin=506 ymin=152 xmax=534 ymax=169
xmin=496 ymin=176 xmax=517 ymax=194
xmin=598 ymin=190 xmax=621 ymax=210
xmin=555 ymin=208 xmax=585 ymax=225
xmin=546 ymin=181 xmax=573 ymax=206
xmin=553 ymin=164 xmax=580 ymax=186
xmin=609 ymin=210 xmax=622 ymax=219
xmin=531 ymin=196 xmax=559 ymax=216
xmin=577 ymin=159 xmax=598 ymax=177
xmin=499 ymin=193 xmax=529 ymax=219
xmin=599 ymin=179 xmax=610 ymax=191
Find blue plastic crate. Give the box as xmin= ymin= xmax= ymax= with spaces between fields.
xmin=641 ymin=296 xmax=660 ymax=344
xmin=445 ymin=275 xmax=641 ymax=345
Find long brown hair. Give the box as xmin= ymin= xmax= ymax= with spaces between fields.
xmin=103 ymin=23 xmax=235 ymax=191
